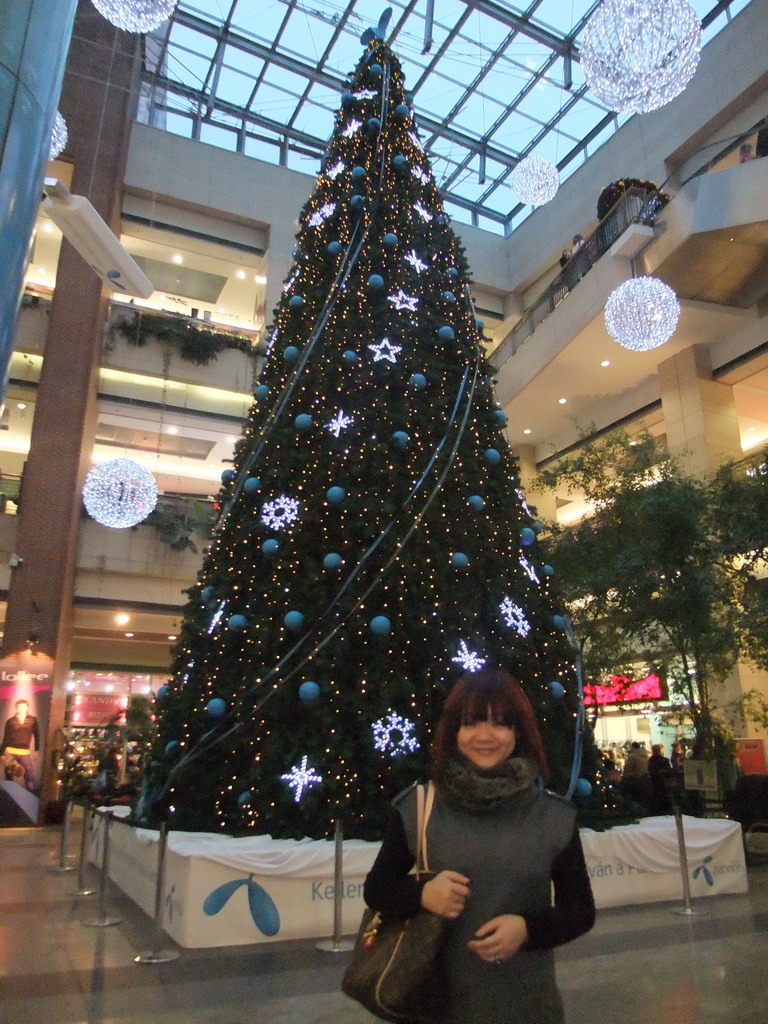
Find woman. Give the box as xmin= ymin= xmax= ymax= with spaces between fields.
xmin=363 ymin=669 xmax=595 ymax=1024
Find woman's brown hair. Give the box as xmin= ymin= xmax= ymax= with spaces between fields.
xmin=431 ymin=668 xmax=549 ymax=782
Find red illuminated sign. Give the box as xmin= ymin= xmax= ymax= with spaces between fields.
xmin=583 ymin=672 xmax=665 ymax=706
xmin=69 ymin=693 xmax=128 ymax=726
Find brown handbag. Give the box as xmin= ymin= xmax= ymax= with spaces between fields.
xmin=341 ymin=782 xmax=447 ymax=1023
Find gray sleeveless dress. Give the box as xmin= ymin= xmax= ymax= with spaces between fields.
xmin=395 ymin=783 xmax=575 ymax=1024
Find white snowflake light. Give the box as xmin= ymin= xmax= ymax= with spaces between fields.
xmin=265 ymin=328 xmax=278 ymax=357
xmin=49 ymin=110 xmax=68 ymax=161
xmin=206 ymin=600 xmax=227 ymax=635
xmin=325 ymin=409 xmax=355 ymax=437
xmin=404 ymin=250 xmax=428 ymax=274
xmin=605 ymin=277 xmax=680 ymax=351
xmin=261 ymin=495 xmax=301 ymax=530
xmin=511 ymin=157 xmax=560 ymax=206
xmin=82 ymin=457 xmax=158 ymax=529
xmin=368 ymin=338 xmax=402 ymax=363
xmin=353 ymin=88 xmax=379 ymax=100
xmin=413 ymin=202 xmax=433 ymax=222
xmin=581 ymin=0 xmax=701 ymax=115
xmin=387 ymin=290 xmax=419 ymax=312
xmin=325 ymin=160 xmax=345 ymax=180
xmin=411 ymin=166 xmax=430 ymax=186
xmin=343 ymin=118 xmax=363 ymax=138
xmin=281 ymin=756 xmax=322 ymax=802
xmin=452 ymin=641 xmax=487 ymax=673
xmin=520 ymin=556 xmax=540 ymax=584
xmin=372 ymin=712 xmax=420 ymax=756
xmin=91 ymin=0 xmax=178 ymax=32
xmin=408 ymin=131 xmax=424 ymax=152
xmin=499 ymin=598 xmax=532 ymax=637
xmin=308 ymin=202 xmax=337 ymax=227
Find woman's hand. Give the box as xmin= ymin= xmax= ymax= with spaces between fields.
xmin=420 ymin=870 xmax=471 ymax=919
xmin=467 ymin=914 xmax=528 ymax=963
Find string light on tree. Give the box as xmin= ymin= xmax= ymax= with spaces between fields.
xmin=261 ymin=495 xmax=301 ymax=530
xmin=515 ymin=489 xmax=534 ymax=518
xmin=411 ymin=166 xmax=430 ymax=185
xmin=413 ymin=202 xmax=433 ymax=222
xmin=368 ymin=337 xmax=402 ymax=363
xmin=308 ymin=203 xmax=337 ymax=227
xmin=325 ymin=160 xmax=345 ymax=180
xmin=511 ymin=157 xmax=560 ymax=206
xmin=404 ymin=250 xmax=428 ymax=274
xmin=604 ymin=277 xmax=680 ymax=351
xmin=452 ymin=640 xmax=487 ymax=673
xmin=82 ymin=457 xmax=158 ymax=529
xmin=408 ymin=131 xmax=424 ymax=152
xmin=352 ymin=88 xmax=379 ymax=100
xmin=49 ymin=110 xmax=68 ymax=160
xmin=500 ymin=597 xmax=532 ymax=637
xmin=91 ymin=0 xmax=178 ymax=32
xmin=581 ymin=0 xmax=701 ymax=115
xmin=325 ymin=410 xmax=355 ymax=437
xmin=343 ymin=119 xmax=363 ymax=138
xmin=206 ymin=600 xmax=227 ymax=635
xmin=520 ymin=556 xmax=540 ymax=584
xmin=280 ymin=756 xmax=322 ymax=802
xmin=371 ymin=712 xmax=420 ymax=756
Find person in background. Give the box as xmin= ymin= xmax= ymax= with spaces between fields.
xmin=739 ymin=142 xmax=755 ymax=163
xmin=647 ymin=743 xmax=673 ymax=814
xmin=621 ymin=741 xmax=650 ymax=806
xmin=363 ymin=669 xmax=595 ymax=1024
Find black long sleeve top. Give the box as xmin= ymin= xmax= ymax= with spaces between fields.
xmin=363 ymin=807 xmax=595 ymax=950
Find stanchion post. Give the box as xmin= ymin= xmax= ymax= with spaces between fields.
xmin=50 ymin=797 xmax=75 ymax=873
xmin=82 ymin=810 xmax=122 ymax=928
xmin=73 ymin=801 xmax=96 ymax=897
xmin=135 ymin=820 xmax=180 ymax=963
xmin=671 ymin=799 xmax=705 ymax=917
xmin=316 ymin=818 xmax=354 ymax=952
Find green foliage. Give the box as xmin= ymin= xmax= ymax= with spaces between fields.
xmin=144 ymin=497 xmax=215 ymax=553
xmin=106 ymin=309 xmax=261 ymax=365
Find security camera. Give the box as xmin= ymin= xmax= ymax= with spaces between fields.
xmin=42 ymin=179 xmax=154 ymax=299
xmin=9 ymin=554 xmax=23 ymax=568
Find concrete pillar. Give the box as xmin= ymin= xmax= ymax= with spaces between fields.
xmin=510 ymin=443 xmax=558 ymax=523
xmin=657 ymin=345 xmax=742 ymax=476
xmin=0 ymin=0 xmax=77 ymax=403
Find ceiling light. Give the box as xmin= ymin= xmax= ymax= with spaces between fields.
xmin=37 ymin=267 xmax=46 ymax=274
xmin=171 ymin=253 xmax=183 ymax=264
xmin=217 ymin=307 xmax=225 ymax=313
xmin=226 ymin=436 xmax=237 ymax=444
xmin=523 ymin=429 xmax=532 ymax=435
xmin=82 ymin=457 xmax=158 ymax=529
xmin=236 ymin=269 xmax=246 ymax=279
xmin=510 ymin=156 xmax=559 ymax=206
xmin=166 ymin=425 xmax=178 ymax=435
xmin=605 ymin=277 xmax=680 ymax=351
xmin=558 ymin=398 xmax=567 ymax=405
xmin=168 ymin=634 xmax=177 ymax=640
xmin=91 ymin=0 xmax=179 ymax=33
xmin=254 ymin=275 xmax=267 ymax=284
xmin=600 ymin=360 xmax=610 ymax=367
xmin=115 ymin=613 xmax=130 ymax=625
xmin=42 ymin=222 xmax=53 ymax=233
xmin=125 ymin=632 xmax=134 ymax=637
xmin=17 ymin=402 xmax=26 ymax=410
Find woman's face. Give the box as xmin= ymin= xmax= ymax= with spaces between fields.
xmin=457 ymin=707 xmax=516 ymax=770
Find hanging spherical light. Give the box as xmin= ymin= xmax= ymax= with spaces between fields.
xmin=581 ymin=0 xmax=701 ymax=115
xmin=604 ymin=276 xmax=680 ymax=352
xmin=49 ymin=110 xmax=68 ymax=161
xmin=82 ymin=458 xmax=158 ymax=528
xmin=510 ymin=156 xmax=559 ymax=206
xmin=91 ymin=0 xmax=178 ymax=33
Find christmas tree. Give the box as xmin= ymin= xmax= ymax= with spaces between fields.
xmin=143 ymin=19 xmax=587 ymax=840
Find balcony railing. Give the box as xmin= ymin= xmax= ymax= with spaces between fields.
xmin=490 ymin=187 xmax=666 ymax=369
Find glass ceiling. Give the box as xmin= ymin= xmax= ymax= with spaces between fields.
xmin=138 ymin=0 xmax=752 ymax=235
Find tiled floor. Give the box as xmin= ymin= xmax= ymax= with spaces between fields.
xmin=1 ymin=822 xmax=767 ymax=1024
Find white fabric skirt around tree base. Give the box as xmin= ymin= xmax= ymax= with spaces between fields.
xmin=89 ymin=809 xmax=747 ymax=948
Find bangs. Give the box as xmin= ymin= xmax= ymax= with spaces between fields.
xmin=458 ymin=689 xmax=516 ymax=728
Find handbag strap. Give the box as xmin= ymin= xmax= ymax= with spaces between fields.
xmin=415 ymin=781 xmax=436 ymax=878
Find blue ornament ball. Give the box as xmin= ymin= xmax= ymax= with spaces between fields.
xmin=532 ymin=520 xmax=544 ymax=535
xmin=200 ymin=586 xmax=214 ymax=603
xmin=227 ymin=613 xmax=248 ymax=632
xmin=548 ymin=681 xmax=565 ymax=699
xmin=254 ymin=383 xmax=270 ymax=400
xmin=391 ymin=431 xmax=409 ymax=449
xmin=575 ymin=778 xmax=593 ymax=799
xmin=520 ymin=527 xmax=536 ymax=546
xmin=441 ymin=291 xmax=456 ymax=303
xmin=367 ymin=274 xmax=385 ymax=290
xmin=243 ymin=476 xmax=261 ymax=495
xmin=437 ymin=325 xmax=455 ymax=342
xmin=323 ymin=552 xmax=342 ymax=570
xmin=157 ymin=684 xmax=169 ymax=701
xmin=284 ymin=345 xmax=300 ymax=363
xmin=221 ymin=468 xmax=235 ymax=485
xmin=294 ymin=413 xmax=313 ymax=431
xmin=326 ymin=485 xmax=346 ymax=505
xmin=341 ymin=91 xmax=354 ymax=107
xmin=410 ymin=373 xmax=427 ymax=389
xmin=343 ymin=349 xmax=358 ymax=364
xmin=164 ymin=740 xmax=179 ymax=756
xmin=327 ymin=240 xmax=342 ymax=255
xmin=284 ymin=610 xmax=305 ymax=631
xmin=484 ymin=448 xmax=501 ymax=465
xmin=366 ymin=117 xmax=381 ymax=133
xmin=206 ymin=697 xmax=227 ymax=718
xmin=476 ymin=318 xmax=485 ymax=330
xmin=288 ymin=294 xmax=304 ymax=309
xmin=351 ymin=165 xmax=367 ymax=180
xmin=447 ymin=266 xmax=459 ymax=278
xmin=262 ymin=538 xmax=279 ymax=556
xmin=437 ymin=214 xmax=449 ymax=225
xmin=493 ymin=409 xmax=508 ymax=426
xmin=382 ymin=232 xmax=399 ymax=249
xmin=543 ymin=564 xmax=555 ymax=576
xmin=238 ymin=790 xmax=252 ymax=807
xmin=369 ymin=615 xmax=391 ymax=636
xmin=451 ymin=552 xmax=469 ymax=568
xmin=299 ymin=681 xmax=320 ymax=702
xmin=392 ymin=154 xmax=408 ymax=171
xmin=395 ymin=103 xmax=410 ymax=118
xmin=369 ymin=63 xmax=383 ymax=77
xmin=552 ymin=614 xmax=567 ymax=630
xmin=350 ymin=194 xmax=365 ymax=211
xmin=468 ymin=494 xmax=485 ymax=511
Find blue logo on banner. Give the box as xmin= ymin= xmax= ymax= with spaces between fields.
xmin=203 ymin=873 xmax=281 ymax=935
xmin=692 ymin=855 xmax=714 ymax=886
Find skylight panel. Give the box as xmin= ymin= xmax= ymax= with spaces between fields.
xmin=214 ymin=66 xmax=257 ymax=106
xmin=222 ymin=45 xmax=265 ymax=80
xmin=165 ymin=46 xmax=214 ymax=89
xmin=230 ymin=0 xmax=285 ymax=38
xmin=291 ymin=100 xmax=336 ymax=138
xmin=516 ymin=80 xmax=569 ymax=124
xmin=410 ymin=77 xmax=465 ymax=120
xmin=260 ymin=63 xmax=310 ymax=96
xmin=452 ymin=92 xmax=507 ymax=134
xmin=278 ymin=9 xmax=337 ymax=56
xmin=168 ymin=22 xmax=218 ymax=57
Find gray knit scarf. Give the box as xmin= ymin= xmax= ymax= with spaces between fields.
xmin=440 ymin=755 xmax=538 ymax=813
